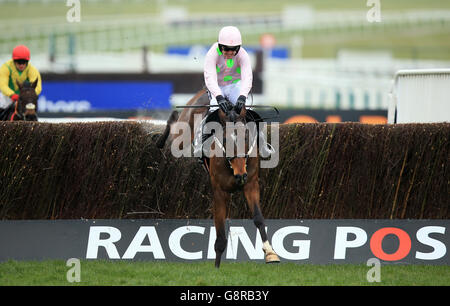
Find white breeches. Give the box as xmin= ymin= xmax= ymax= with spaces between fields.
xmin=209 ymin=81 xmax=241 ymax=106
xmin=0 ymin=92 xmax=12 ymax=109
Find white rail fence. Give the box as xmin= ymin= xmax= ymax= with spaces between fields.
xmin=261 ymin=55 xmax=450 ymax=110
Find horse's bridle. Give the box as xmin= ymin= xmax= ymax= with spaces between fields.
xmin=213 ymin=121 xmax=258 ymax=169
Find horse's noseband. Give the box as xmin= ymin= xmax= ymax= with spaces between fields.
xmin=26 ymin=103 xmax=36 ymax=110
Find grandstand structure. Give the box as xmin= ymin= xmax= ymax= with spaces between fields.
xmin=1 ymin=7 xmax=449 ymax=56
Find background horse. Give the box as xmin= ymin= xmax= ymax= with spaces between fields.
xmin=157 ymin=90 xmax=279 ymax=268
xmin=0 ymin=80 xmax=38 ymax=121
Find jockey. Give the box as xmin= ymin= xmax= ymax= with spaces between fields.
xmin=193 ymin=26 xmax=275 ymax=158
xmin=0 ymin=45 xmax=42 ymax=111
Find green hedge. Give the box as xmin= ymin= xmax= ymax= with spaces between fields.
xmin=0 ymin=121 xmax=448 ymax=219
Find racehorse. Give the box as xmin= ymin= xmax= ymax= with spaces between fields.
xmin=157 ymin=89 xmax=280 ymax=268
xmin=0 ymin=80 xmax=38 ymax=121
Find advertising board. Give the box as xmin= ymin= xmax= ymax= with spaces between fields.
xmin=0 ymin=219 xmax=447 ymax=264
xmin=38 ymin=81 xmax=173 ymax=112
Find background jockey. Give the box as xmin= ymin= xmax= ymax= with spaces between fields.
xmin=193 ymin=26 xmax=275 ymax=158
xmin=0 ymin=45 xmax=42 ymax=111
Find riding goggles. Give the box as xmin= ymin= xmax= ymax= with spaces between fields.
xmin=219 ymin=44 xmax=240 ymax=53
xmin=14 ymin=59 xmax=29 ymax=65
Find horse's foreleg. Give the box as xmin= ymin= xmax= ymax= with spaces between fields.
xmin=252 ymin=204 xmax=267 ymax=242
xmin=213 ymin=187 xmax=229 ymax=268
xmin=244 ymin=179 xmax=267 ymax=241
xmin=244 ymin=180 xmax=280 ymax=263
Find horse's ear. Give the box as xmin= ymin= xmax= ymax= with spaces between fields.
xmin=16 ymin=80 xmax=22 ymax=90
xmin=31 ymin=79 xmax=38 ymax=89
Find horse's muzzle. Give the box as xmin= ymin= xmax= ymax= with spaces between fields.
xmin=234 ymin=173 xmax=248 ymax=187
xmin=25 ymin=113 xmax=38 ymax=121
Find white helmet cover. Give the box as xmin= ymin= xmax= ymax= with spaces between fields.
xmin=218 ymin=26 xmax=242 ymax=46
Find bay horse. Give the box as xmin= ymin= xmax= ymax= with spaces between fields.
xmin=0 ymin=80 xmax=38 ymax=121
xmin=157 ymin=89 xmax=280 ymax=268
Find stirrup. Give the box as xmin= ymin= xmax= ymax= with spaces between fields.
xmin=260 ymin=143 xmax=276 ymax=158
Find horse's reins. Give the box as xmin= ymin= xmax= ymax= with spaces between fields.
xmin=176 ymin=105 xmax=280 ymax=123
xmin=9 ymin=100 xmax=20 ymax=121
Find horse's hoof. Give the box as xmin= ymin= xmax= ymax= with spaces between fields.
xmin=265 ymin=253 xmax=280 ymax=263
xmin=262 ymin=241 xmax=280 ymax=263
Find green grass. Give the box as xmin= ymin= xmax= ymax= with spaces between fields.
xmin=0 ymin=260 xmax=449 ymax=286
xmin=299 ymin=29 xmax=450 ymax=60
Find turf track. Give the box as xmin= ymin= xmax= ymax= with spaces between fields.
xmin=0 ymin=260 xmax=448 ymax=286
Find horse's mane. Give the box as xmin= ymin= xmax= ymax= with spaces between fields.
xmin=21 ymin=80 xmax=33 ymax=89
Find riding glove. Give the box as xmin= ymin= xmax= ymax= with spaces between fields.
xmin=216 ymin=95 xmax=233 ymax=115
xmin=10 ymin=94 xmax=19 ymax=102
xmin=235 ymin=95 xmax=246 ymax=114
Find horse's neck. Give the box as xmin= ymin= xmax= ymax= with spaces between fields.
xmin=187 ymin=88 xmax=207 ymax=106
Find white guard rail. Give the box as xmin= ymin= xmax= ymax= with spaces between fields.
xmin=388 ymin=69 xmax=450 ymax=123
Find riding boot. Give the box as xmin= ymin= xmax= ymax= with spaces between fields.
xmin=192 ymin=125 xmax=204 ymax=159
xmin=193 ymin=114 xmax=210 ymax=158
xmin=258 ymin=131 xmax=276 ymax=158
